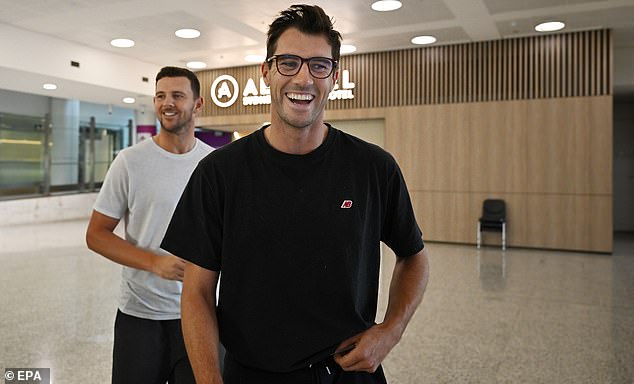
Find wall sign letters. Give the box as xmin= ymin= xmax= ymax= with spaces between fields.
xmin=210 ymin=70 xmax=355 ymax=108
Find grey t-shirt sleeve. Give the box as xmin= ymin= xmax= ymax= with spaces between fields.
xmin=93 ymin=153 xmax=129 ymax=220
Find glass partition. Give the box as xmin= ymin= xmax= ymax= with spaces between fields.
xmin=0 ymin=111 xmax=131 ymax=199
xmin=0 ymin=112 xmax=46 ymax=197
xmin=78 ymin=120 xmax=127 ymax=191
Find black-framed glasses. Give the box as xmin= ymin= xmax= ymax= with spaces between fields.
xmin=267 ymin=54 xmax=337 ymax=79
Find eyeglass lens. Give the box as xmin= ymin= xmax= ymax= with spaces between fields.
xmin=275 ymin=55 xmax=334 ymax=78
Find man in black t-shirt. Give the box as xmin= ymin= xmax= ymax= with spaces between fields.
xmin=161 ymin=5 xmax=430 ymax=384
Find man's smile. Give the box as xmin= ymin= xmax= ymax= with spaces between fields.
xmin=286 ymin=92 xmax=314 ymax=104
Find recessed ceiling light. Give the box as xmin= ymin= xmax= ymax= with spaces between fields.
xmin=535 ymin=21 xmax=565 ymax=32
xmin=245 ymin=54 xmax=266 ymax=63
xmin=371 ymin=0 xmax=402 ymax=12
xmin=122 ymin=97 xmax=136 ymax=104
xmin=186 ymin=61 xmax=207 ymax=69
xmin=42 ymin=83 xmax=57 ymax=90
xmin=175 ymin=28 xmax=201 ymax=39
xmin=110 ymin=38 xmax=135 ymax=48
xmin=411 ymin=35 xmax=437 ymax=45
xmin=340 ymin=44 xmax=357 ymax=54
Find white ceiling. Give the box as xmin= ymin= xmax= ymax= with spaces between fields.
xmin=1 ymin=0 xmax=633 ymax=110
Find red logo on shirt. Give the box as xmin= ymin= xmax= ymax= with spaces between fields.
xmin=341 ymin=200 xmax=353 ymax=209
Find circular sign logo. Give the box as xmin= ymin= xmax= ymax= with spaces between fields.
xmin=210 ymin=75 xmax=239 ymax=108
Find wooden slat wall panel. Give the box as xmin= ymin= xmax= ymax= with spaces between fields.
xmin=199 ymin=29 xmax=610 ymax=118
xmin=349 ymin=29 xmax=607 ymax=109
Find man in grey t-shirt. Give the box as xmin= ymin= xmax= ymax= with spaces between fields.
xmin=86 ymin=66 xmax=213 ymax=384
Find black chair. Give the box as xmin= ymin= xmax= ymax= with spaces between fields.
xmin=477 ymin=199 xmax=507 ymax=250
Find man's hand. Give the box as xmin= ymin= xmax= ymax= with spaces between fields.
xmin=151 ymin=254 xmax=187 ymax=281
xmin=333 ymin=323 xmax=399 ymax=373
xmin=334 ymin=249 xmax=429 ymax=373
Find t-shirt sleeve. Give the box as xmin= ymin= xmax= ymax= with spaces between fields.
xmin=381 ymin=157 xmax=424 ymax=257
xmin=161 ymin=162 xmax=222 ymax=271
xmin=93 ymin=153 xmax=129 ymax=220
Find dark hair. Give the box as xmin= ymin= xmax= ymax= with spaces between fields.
xmin=266 ymin=4 xmax=342 ymax=65
xmin=155 ymin=66 xmax=201 ymax=99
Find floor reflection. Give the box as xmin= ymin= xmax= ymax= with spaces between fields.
xmin=478 ymin=249 xmax=506 ymax=291
xmin=0 ymin=220 xmax=632 ymax=383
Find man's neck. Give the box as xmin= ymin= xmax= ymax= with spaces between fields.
xmin=153 ymin=130 xmax=196 ymax=154
xmin=264 ymin=121 xmax=328 ymax=155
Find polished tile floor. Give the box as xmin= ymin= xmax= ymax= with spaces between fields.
xmin=1 ymin=219 xmax=633 ymax=383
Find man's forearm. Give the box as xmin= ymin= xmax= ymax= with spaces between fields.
xmin=382 ymin=248 xmax=430 ymax=338
xmin=87 ymin=228 xmax=156 ymax=270
xmin=181 ymin=265 xmax=223 ymax=384
xmin=86 ymin=210 xmax=158 ymax=273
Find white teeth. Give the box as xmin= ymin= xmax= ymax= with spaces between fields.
xmin=164 ymin=111 xmax=176 ymax=116
xmin=287 ymin=93 xmax=314 ymax=101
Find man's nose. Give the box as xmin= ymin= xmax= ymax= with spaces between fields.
xmin=293 ymin=62 xmax=314 ymax=83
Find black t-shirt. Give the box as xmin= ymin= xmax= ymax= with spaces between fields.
xmin=162 ymin=124 xmax=423 ymax=372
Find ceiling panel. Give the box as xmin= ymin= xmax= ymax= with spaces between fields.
xmin=0 ymin=0 xmax=633 ymax=105
xmin=328 ymin=0 xmax=456 ymax=33
xmin=484 ymin=0 xmax=600 ymax=14
xmin=354 ymin=26 xmax=471 ymax=53
xmin=2 ymin=0 xmax=632 ymax=68
xmin=495 ymin=5 xmax=634 ymax=46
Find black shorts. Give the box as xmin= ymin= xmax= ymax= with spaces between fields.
xmin=223 ymin=352 xmax=387 ymax=384
xmin=112 ymin=310 xmax=195 ymax=384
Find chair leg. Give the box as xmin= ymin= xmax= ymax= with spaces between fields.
xmin=477 ymin=222 xmax=481 ymax=248
xmin=502 ymin=222 xmax=506 ymax=251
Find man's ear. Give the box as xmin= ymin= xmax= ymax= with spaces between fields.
xmin=194 ymin=97 xmax=204 ymax=113
xmin=261 ymin=62 xmax=271 ymax=87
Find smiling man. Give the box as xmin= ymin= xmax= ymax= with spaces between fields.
xmin=86 ymin=66 xmax=213 ymax=384
xmin=161 ymin=5 xmax=430 ymax=384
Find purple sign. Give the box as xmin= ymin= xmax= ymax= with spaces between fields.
xmin=137 ymin=125 xmax=157 ymax=142
xmin=195 ymin=130 xmax=232 ymax=148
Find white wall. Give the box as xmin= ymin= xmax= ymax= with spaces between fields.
xmin=0 ymin=89 xmax=49 ymax=116
xmin=0 ymin=23 xmax=157 ymax=105
xmin=79 ymin=102 xmax=136 ymax=126
xmin=0 ymin=89 xmax=137 ymax=125
xmin=0 ymin=193 xmax=97 ymax=226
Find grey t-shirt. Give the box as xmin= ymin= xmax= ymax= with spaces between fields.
xmin=94 ymin=137 xmax=213 ymax=320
